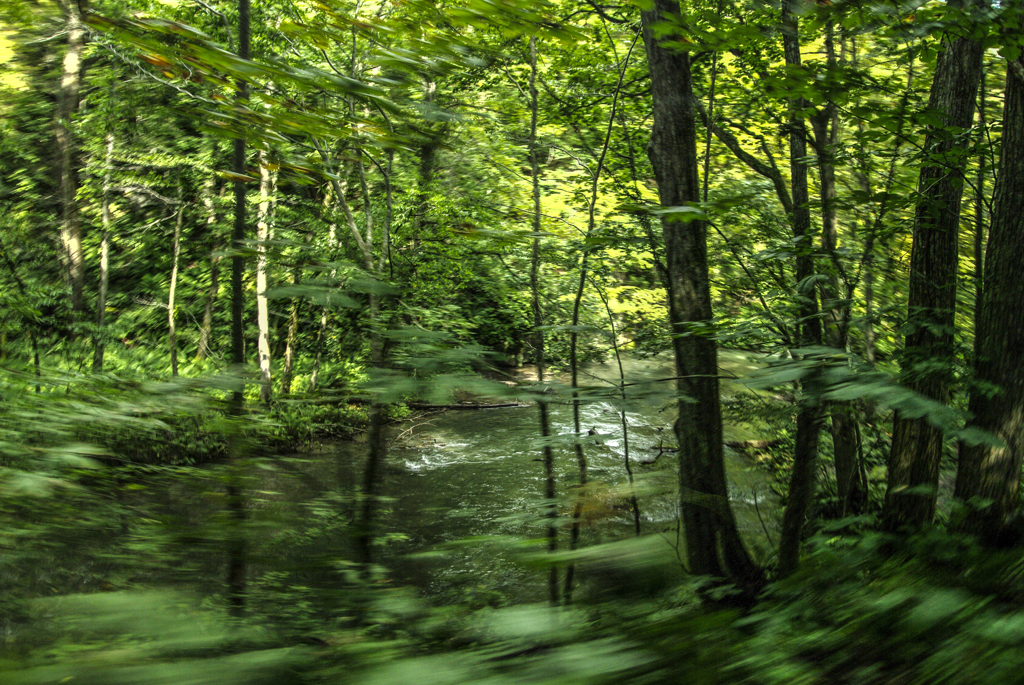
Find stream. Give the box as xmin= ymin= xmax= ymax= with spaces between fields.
xmin=248 ymin=351 xmax=779 ymax=605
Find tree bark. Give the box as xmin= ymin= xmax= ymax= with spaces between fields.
xmin=280 ymin=270 xmax=301 ymax=396
xmin=55 ymin=0 xmax=86 ymax=315
xmin=973 ymin=71 xmax=987 ymax=351
xmin=256 ymin=151 xmax=276 ymax=404
xmin=883 ymin=0 xmax=986 ymax=531
xmin=93 ymin=132 xmax=114 ymax=373
xmin=640 ymin=0 xmax=760 ymax=588
xmin=196 ymin=157 xmax=221 ymax=361
xmin=526 ymin=36 xmax=559 ymax=606
xmin=226 ymin=0 xmax=251 ymax=618
xmin=168 ymin=186 xmax=184 ymax=377
xmin=778 ymin=0 xmax=823 ymax=577
xmin=812 ymin=20 xmax=865 ymax=517
xmin=564 ymin=31 xmax=640 ymax=603
xmin=954 ymin=55 xmax=1024 ymax=535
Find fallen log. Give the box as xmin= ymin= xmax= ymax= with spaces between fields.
xmin=406 ymin=401 xmax=528 ymax=410
xmin=725 ymin=439 xmax=781 ymax=451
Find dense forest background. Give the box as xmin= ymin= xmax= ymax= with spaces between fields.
xmin=2 ymin=0 xmax=1024 ymax=682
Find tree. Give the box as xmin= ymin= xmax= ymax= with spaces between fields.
xmin=525 ymin=35 xmax=559 ymax=606
xmin=226 ymin=0 xmax=251 ymax=618
xmin=640 ymin=0 xmax=760 ymax=587
xmin=883 ymin=0 xmax=987 ymax=531
xmin=55 ymin=0 xmax=87 ymax=315
xmin=954 ymin=40 xmax=1024 ymax=536
xmin=777 ymin=0 xmax=824 ymax=578
xmin=167 ymin=182 xmax=184 ymax=376
xmin=255 ymin=149 xmax=275 ymax=403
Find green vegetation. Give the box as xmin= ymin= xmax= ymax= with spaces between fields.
xmin=1 ymin=0 xmax=1024 ymax=682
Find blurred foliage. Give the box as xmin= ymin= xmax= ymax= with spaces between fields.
xmin=0 ymin=0 xmax=1021 ymax=682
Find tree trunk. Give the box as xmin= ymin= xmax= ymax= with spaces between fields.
xmin=595 ymin=281 xmax=641 ymax=535
xmin=778 ymin=0 xmax=823 ymax=577
xmin=883 ymin=0 xmax=986 ymax=531
xmin=0 ymin=238 xmax=43 ymax=391
xmin=226 ymin=0 xmax=251 ymax=618
xmin=564 ymin=32 xmax=639 ymax=603
xmin=256 ymin=151 xmax=276 ymax=404
xmin=168 ymin=186 xmax=184 ymax=377
xmin=196 ymin=255 xmax=221 ymax=361
xmin=954 ymin=55 xmax=1024 ymax=535
xmin=973 ymin=72 xmax=987 ymax=349
xmin=414 ymin=82 xmax=439 ymax=250
xmin=526 ymin=36 xmax=559 ymax=606
xmin=196 ymin=165 xmax=221 ymax=361
xmin=640 ymin=0 xmax=760 ymax=588
xmin=280 ymin=270 xmax=301 ymax=396
xmin=93 ymin=132 xmax=114 ymax=373
xmin=812 ymin=21 xmax=865 ymax=517
xmin=55 ymin=0 xmax=86 ymax=315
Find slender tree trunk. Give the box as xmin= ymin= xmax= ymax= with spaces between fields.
xmin=525 ymin=36 xmax=559 ymax=606
xmin=354 ymin=160 xmax=388 ymax=576
xmin=256 ymin=151 xmax=276 ymax=404
xmin=356 ymin=143 xmax=394 ymax=573
xmin=778 ymin=0 xmax=824 ymax=577
xmin=973 ymin=72 xmax=987 ymax=346
xmin=413 ymin=81 xmax=439 ymax=250
xmin=0 ymin=239 xmax=43 ymax=391
xmin=594 ymin=280 xmax=641 ymax=535
xmin=196 ymin=255 xmax=221 ymax=361
xmin=93 ymin=133 xmax=114 ymax=373
xmin=954 ymin=55 xmax=1024 ymax=535
xmin=857 ymin=39 xmax=916 ymax=370
xmin=863 ymin=226 xmax=878 ymax=367
xmin=563 ymin=31 xmax=640 ymax=603
xmin=309 ymin=212 xmax=337 ymax=393
xmin=168 ymin=186 xmax=184 ymax=377
xmin=640 ymin=1 xmax=760 ymax=588
xmin=309 ymin=308 xmax=327 ymax=392
xmin=281 ymin=270 xmax=301 ymax=396
xmin=56 ymin=0 xmax=86 ymax=315
xmin=196 ymin=168 xmax=221 ymax=361
xmin=226 ymin=0 xmax=251 ymax=618
xmin=883 ymin=0 xmax=986 ymax=531
xmin=812 ymin=20 xmax=864 ymax=517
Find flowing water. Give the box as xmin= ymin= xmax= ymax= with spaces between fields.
xmin=250 ymin=351 xmax=779 ymax=604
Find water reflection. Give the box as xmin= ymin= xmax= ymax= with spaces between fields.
xmin=257 ymin=352 xmax=779 ymax=602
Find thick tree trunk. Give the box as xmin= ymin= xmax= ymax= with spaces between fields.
xmin=256 ymin=151 xmax=276 ymax=404
xmin=640 ymin=1 xmax=760 ymax=587
xmin=954 ymin=56 xmax=1024 ymax=535
xmin=56 ymin=0 xmax=86 ymax=315
xmin=883 ymin=0 xmax=986 ymax=531
xmin=778 ymin=0 xmax=823 ymax=577
xmin=168 ymin=187 xmax=184 ymax=377
xmin=93 ymin=133 xmax=114 ymax=373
